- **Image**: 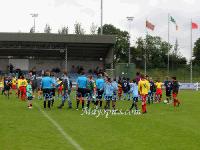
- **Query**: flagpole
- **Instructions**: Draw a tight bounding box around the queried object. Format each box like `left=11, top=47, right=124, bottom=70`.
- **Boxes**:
left=167, top=13, right=170, bottom=76
left=145, top=19, right=148, bottom=76
left=190, top=19, right=193, bottom=83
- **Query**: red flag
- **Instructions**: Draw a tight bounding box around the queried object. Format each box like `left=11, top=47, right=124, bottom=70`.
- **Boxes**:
left=192, top=22, right=198, bottom=29
left=146, top=20, right=155, bottom=31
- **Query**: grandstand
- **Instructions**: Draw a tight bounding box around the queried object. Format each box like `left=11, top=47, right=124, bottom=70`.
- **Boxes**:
left=0, top=33, right=116, bottom=74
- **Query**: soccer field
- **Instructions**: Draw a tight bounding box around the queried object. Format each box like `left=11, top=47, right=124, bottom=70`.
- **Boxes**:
left=0, top=90, right=200, bottom=150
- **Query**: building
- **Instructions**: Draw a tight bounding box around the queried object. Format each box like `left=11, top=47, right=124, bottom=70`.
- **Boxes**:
left=0, top=33, right=115, bottom=73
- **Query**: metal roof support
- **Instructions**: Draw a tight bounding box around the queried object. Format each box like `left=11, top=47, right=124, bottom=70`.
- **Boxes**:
left=65, top=48, right=68, bottom=72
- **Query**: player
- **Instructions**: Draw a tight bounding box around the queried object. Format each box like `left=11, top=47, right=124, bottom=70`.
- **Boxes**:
left=12, top=76, right=17, bottom=90
left=104, top=78, right=114, bottom=110
left=129, top=79, right=139, bottom=114
left=164, top=77, right=172, bottom=104
left=172, top=77, right=181, bottom=107
left=111, top=78, right=118, bottom=110
left=76, top=71, right=88, bottom=110
left=18, top=75, right=28, bottom=101
left=0, top=76, right=4, bottom=92
left=122, top=77, right=130, bottom=100
left=57, top=78, right=63, bottom=99
left=41, top=71, right=54, bottom=109
left=26, top=80, right=33, bottom=108
left=86, top=75, right=96, bottom=109
left=2, top=76, right=12, bottom=98
left=50, top=72, right=57, bottom=106
left=138, top=74, right=150, bottom=114
left=118, top=80, right=123, bottom=100
left=148, top=77, right=155, bottom=104
left=155, top=79, right=163, bottom=103
left=95, top=74, right=105, bottom=109
left=57, top=71, right=72, bottom=109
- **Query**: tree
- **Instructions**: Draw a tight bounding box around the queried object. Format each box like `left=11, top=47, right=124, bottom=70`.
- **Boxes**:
left=74, top=22, right=85, bottom=35
left=58, top=26, right=69, bottom=35
left=30, top=27, right=34, bottom=33
left=193, top=38, right=200, bottom=65
left=133, top=35, right=186, bottom=69
left=98, top=24, right=129, bottom=64
left=44, top=24, right=51, bottom=33
left=90, top=22, right=97, bottom=35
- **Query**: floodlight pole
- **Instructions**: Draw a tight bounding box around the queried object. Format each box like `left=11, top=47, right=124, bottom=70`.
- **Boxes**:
left=30, top=13, right=38, bottom=33
left=127, top=16, right=134, bottom=64
left=100, top=0, right=103, bottom=35
left=65, top=48, right=68, bottom=71
left=190, top=19, right=193, bottom=83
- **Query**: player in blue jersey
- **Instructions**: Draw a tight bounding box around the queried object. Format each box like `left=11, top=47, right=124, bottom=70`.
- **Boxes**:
left=95, top=74, right=105, bottom=109
left=76, top=71, right=88, bottom=110
left=104, top=78, right=114, bottom=110
left=129, top=79, right=139, bottom=113
left=111, top=78, right=118, bottom=110
left=41, top=71, right=55, bottom=109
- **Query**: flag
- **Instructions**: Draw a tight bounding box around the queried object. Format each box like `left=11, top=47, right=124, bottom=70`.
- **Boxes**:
left=170, top=15, right=179, bottom=30
left=192, top=22, right=198, bottom=29
left=146, top=20, right=155, bottom=31
left=170, top=16, right=176, bottom=24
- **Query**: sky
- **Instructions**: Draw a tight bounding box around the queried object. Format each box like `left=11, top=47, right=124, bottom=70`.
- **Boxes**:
left=0, top=0, right=200, bottom=61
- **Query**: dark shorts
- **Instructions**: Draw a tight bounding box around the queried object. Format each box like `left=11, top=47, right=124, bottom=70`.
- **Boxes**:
left=51, top=88, right=56, bottom=96
left=77, top=88, right=87, bottom=98
left=105, top=96, right=112, bottom=101
left=166, top=90, right=171, bottom=97
left=42, top=89, right=53, bottom=100
left=172, top=92, right=178, bottom=98
left=133, top=97, right=138, bottom=102
left=97, top=89, right=104, bottom=99
left=27, top=96, right=33, bottom=100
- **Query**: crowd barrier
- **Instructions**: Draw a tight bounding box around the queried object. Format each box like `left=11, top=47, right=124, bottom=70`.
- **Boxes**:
left=179, top=83, right=199, bottom=91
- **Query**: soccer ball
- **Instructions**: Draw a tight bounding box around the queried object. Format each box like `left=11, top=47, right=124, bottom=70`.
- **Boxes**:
left=163, top=100, right=168, bottom=104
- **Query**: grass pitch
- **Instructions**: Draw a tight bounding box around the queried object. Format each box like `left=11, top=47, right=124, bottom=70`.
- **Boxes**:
left=0, top=90, right=200, bottom=150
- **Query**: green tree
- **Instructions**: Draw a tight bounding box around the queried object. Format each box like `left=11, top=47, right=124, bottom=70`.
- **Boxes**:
left=30, top=27, right=34, bottom=33
left=74, top=22, right=85, bottom=35
left=193, top=38, right=200, bottom=65
left=134, top=35, right=171, bottom=69
left=58, top=26, right=69, bottom=35
left=90, top=22, right=97, bottom=35
left=133, top=35, right=186, bottom=69
left=98, top=24, right=129, bottom=64
left=44, top=24, right=51, bottom=33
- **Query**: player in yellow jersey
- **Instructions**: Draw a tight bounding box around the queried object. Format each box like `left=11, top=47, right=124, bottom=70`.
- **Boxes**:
left=12, top=76, right=17, bottom=90
left=18, top=75, right=28, bottom=101
left=17, top=76, right=22, bottom=98
left=138, top=74, right=150, bottom=114
left=155, top=79, right=163, bottom=103
left=0, top=76, right=4, bottom=92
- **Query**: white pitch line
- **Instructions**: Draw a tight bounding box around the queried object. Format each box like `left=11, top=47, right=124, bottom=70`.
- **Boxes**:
left=35, top=104, right=84, bottom=150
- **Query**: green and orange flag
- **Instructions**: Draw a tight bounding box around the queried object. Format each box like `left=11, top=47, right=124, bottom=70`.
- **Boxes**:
left=170, top=15, right=179, bottom=31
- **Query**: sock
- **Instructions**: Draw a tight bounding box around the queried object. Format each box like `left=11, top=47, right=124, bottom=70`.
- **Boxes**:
left=52, top=99, right=54, bottom=106
left=48, top=101, right=51, bottom=108
left=100, top=101, right=102, bottom=107
left=130, top=103, right=134, bottom=110
left=87, top=101, right=90, bottom=108
left=96, top=100, right=99, bottom=106
left=82, top=100, right=85, bottom=109
left=44, top=101, right=46, bottom=108
left=76, top=100, right=80, bottom=109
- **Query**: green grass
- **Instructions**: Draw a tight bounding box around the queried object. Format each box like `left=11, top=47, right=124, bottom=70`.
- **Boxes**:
left=0, top=90, right=200, bottom=150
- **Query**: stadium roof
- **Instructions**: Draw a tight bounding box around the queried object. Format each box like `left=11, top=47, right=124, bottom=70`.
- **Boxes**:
left=0, top=33, right=116, bottom=60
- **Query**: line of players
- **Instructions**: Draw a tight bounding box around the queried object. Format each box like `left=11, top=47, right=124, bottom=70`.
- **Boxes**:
left=0, top=71, right=181, bottom=113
